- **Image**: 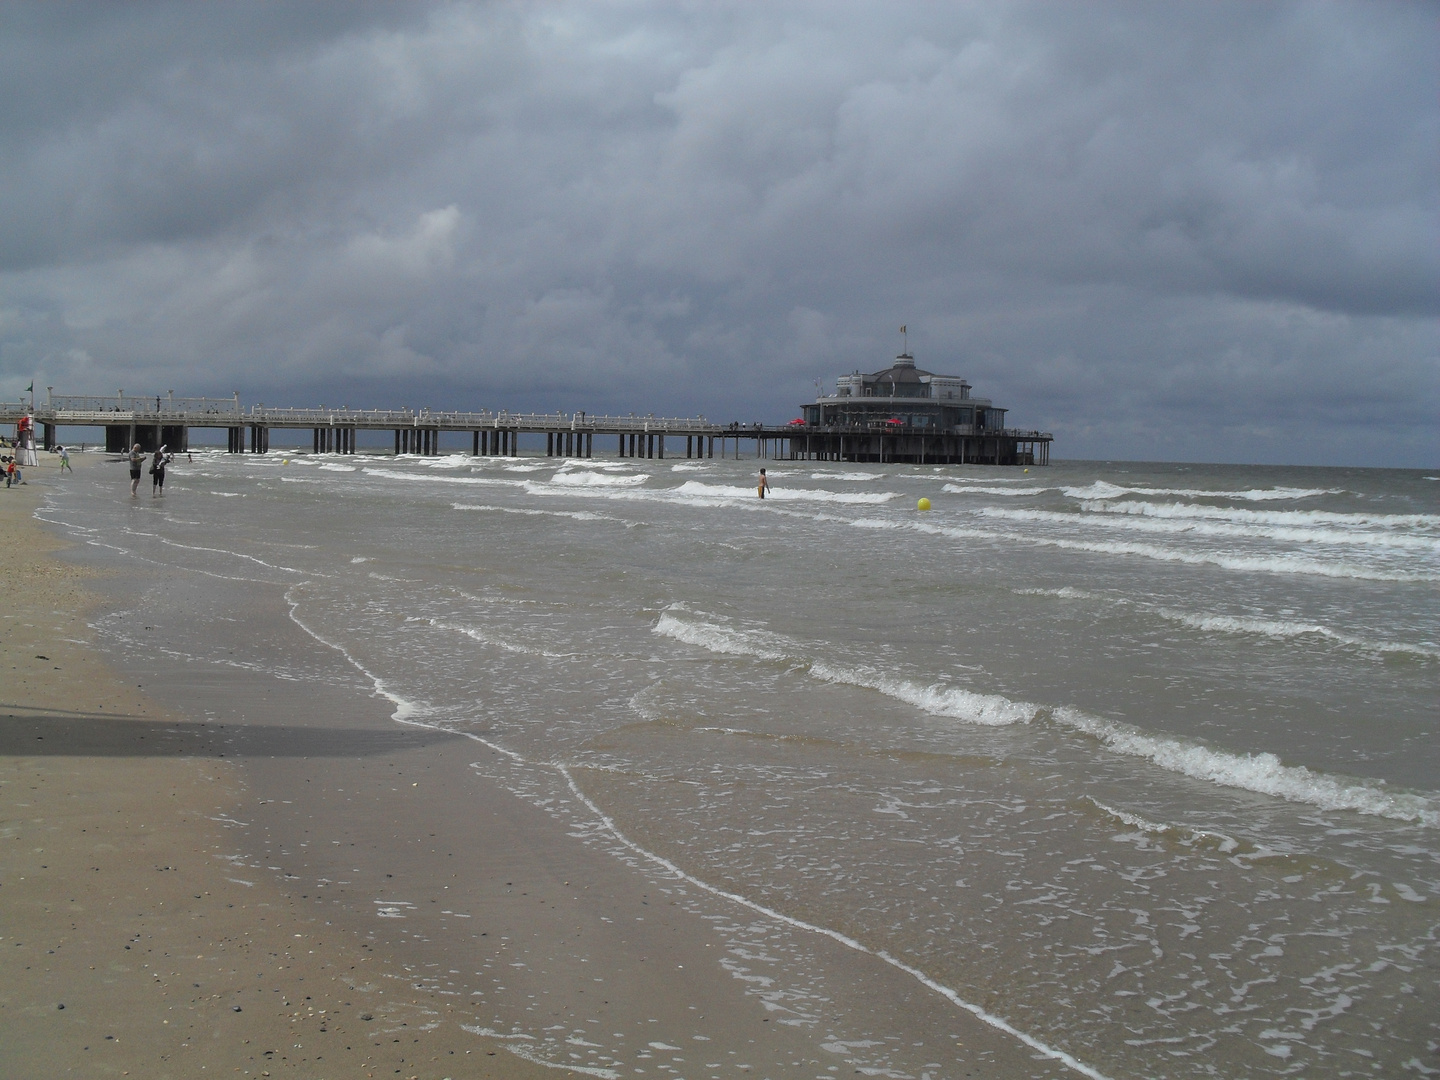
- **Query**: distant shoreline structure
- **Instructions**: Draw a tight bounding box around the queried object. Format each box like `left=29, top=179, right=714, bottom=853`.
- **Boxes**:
left=800, top=349, right=1049, bottom=465
left=2, top=381, right=1051, bottom=466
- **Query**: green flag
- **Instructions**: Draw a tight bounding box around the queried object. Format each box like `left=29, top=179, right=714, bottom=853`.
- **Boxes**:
left=25, top=381, right=32, bottom=393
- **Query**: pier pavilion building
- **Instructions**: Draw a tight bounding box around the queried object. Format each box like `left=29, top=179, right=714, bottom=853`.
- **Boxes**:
left=797, top=353, right=1049, bottom=465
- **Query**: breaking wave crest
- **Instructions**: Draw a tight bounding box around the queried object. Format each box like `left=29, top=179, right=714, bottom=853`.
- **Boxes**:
left=943, top=484, right=1050, bottom=496
left=1061, top=481, right=1340, bottom=502
left=655, top=610, right=1439, bottom=825
left=653, top=611, right=1036, bottom=726
left=1056, top=708, right=1438, bottom=827
left=989, top=505, right=1439, bottom=552
left=547, top=469, right=648, bottom=487
left=1154, top=609, right=1440, bottom=659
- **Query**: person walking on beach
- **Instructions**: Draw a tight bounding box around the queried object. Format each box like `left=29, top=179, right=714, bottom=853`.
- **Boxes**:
left=757, top=467, right=770, bottom=499
left=128, top=443, right=144, bottom=497
left=150, top=445, right=170, bottom=496
left=57, top=444, right=72, bottom=473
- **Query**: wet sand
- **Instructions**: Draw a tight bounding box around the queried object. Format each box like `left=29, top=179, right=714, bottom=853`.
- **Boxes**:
left=0, top=456, right=554, bottom=1078
left=4, top=452, right=1075, bottom=1079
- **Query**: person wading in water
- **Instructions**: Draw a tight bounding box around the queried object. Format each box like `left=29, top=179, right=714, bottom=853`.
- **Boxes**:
left=757, top=468, right=770, bottom=499
left=150, top=445, right=170, bottom=496
left=128, top=443, right=144, bottom=497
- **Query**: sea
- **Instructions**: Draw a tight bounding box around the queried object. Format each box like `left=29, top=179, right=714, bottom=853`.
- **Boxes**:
left=38, top=449, right=1439, bottom=1079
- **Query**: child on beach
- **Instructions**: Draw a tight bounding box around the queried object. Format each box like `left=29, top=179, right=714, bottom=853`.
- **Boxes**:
left=57, top=445, right=72, bottom=473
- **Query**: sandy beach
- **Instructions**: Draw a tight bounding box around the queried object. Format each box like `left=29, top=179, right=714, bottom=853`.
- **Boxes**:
left=0, top=455, right=558, bottom=1079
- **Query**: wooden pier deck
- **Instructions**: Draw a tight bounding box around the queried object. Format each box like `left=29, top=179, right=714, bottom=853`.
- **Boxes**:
left=2, top=393, right=1051, bottom=466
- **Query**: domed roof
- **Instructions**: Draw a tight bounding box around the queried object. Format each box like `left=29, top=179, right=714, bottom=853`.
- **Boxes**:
left=869, top=354, right=931, bottom=393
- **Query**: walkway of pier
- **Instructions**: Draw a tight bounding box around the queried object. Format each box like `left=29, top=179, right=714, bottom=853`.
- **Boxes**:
left=2, top=392, right=1050, bottom=466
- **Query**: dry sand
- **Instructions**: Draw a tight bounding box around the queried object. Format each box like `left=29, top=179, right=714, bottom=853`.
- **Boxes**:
left=0, top=456, right=553, bottom=1079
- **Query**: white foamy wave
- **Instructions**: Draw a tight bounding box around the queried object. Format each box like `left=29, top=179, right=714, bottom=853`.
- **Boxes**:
left=1154, top=609, right=1440, bottom=659
left=318, top=463, right=357, bottom=472
left=361, top=467, right=525, bottom=488
left=1083, top=500, right=1439, bottom=530
left=653, top=611, right=791, bottom=661
left=809, top=661, right=1038, bottom=725
left=547, top=469, right=648, bottom=487
left=991, top=505, right=1440, bottom=552
left=946, top=476, right=1035, bottom=483
left=1055, top=708, right=1439, bottom=826
left=942, top=484, right=1051, bottom=496
left=810, top=471, right=881, bottom=481
left=1014, top=586, right=1105, bottom=601
left=451, top=502, right=629, bottom=525
left=674, top=480, right=897, bottom=504
left=928, top=515, right=1435, bottom=582
left=427, top=618, right=574, bottom=660
left=654, top=612, right=1036, bottom=726
left=1085, top=798, right=1242, bottom=852
left=1085, top=798, right=1169, bottom=834
left=1061, top=481, right=1339, bottom=502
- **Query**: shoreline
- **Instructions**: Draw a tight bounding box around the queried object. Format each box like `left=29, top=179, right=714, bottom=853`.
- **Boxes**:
left=3, top=452, right=1081, bottom=1080
left=0, top=455, right=553, bottom=1078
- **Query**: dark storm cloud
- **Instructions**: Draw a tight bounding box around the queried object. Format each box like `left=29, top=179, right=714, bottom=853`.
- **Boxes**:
left=0, top=1, right=1434, bottom=464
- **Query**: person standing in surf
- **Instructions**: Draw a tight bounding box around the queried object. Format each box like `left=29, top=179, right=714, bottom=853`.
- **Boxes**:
left=757, top=468, right=770, bottom=499
left=128, top=443, right=144, bottom=497
left=150, top=445, right=170, bottom=496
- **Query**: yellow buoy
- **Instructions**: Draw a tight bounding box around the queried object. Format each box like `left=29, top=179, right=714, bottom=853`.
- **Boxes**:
left=282, top=458, right=290, bottom=464
left=917, top=497, right=931, bottom=512
left=1024, top=468, right=1029, bottom=473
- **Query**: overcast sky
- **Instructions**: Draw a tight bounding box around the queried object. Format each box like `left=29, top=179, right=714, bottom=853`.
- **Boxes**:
left=1, top=2, right=1435, bottom=465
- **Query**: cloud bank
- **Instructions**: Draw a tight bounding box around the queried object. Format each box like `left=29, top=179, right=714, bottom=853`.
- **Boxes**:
left=1, top=1, right=1435, bottom=464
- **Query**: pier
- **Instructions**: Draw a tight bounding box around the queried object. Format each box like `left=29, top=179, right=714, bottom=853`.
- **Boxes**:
left=2, top=391, right=1050, bottom=465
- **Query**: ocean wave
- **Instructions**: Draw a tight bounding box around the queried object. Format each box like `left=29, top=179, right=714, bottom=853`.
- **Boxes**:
left=654, top=611, right=1039, bottom=726
left=547, top=469, right=648, bottom=487
left=1014, top=586, right=1104, bottom=601
left=1061, top=481, right=1340, bottom=502
left=945, top=476, right=1035, bottom=483
left=1013, top=586, right=1436, bottom=657
left=656, top=609, right=1438, bottom=824
left=1084, top=798, right=1247, bottom=854
left=1055, top=708, right=1438, bottom=826
left=987, top=505, right=1440, bottom=552
left=362, top=466, right=525, bottom=487
left=451, top=502, right=632, bottom=525
left=1082, top=499, right=1440, bottom=531
left=1153, top=609, right=1440, bottom=659
left=673, top=480, right=897, bottom=505
left=942, top=484, right=1051, bottom=497
left=852, top=514, right=1435, bottom=582
left=810, top=471, right=882, bottom=481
